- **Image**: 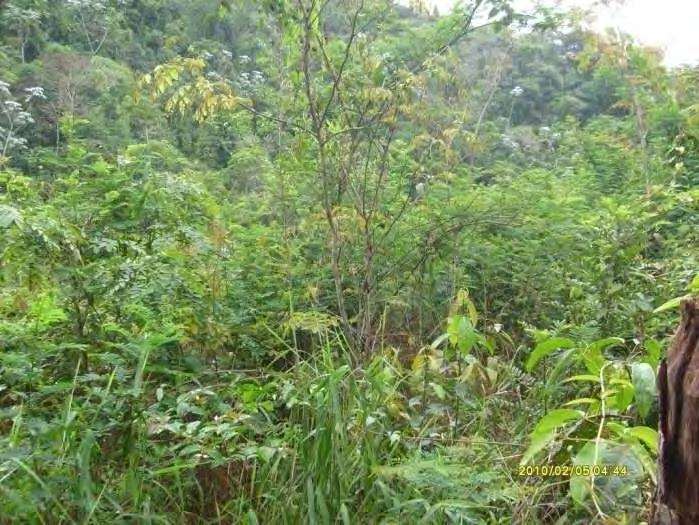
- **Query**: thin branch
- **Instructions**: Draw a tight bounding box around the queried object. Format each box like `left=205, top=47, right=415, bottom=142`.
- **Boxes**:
left=590, top=362, right=611, bottom=521
left=407, top=0, right=486, bottom=78
left=92, top=28, right=109, bottom=56
left=318, top=0, right=364, bottom=127
left=235, top=101, right=313, bottom=137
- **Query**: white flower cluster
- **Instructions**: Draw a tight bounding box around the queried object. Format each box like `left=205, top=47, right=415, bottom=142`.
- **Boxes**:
left=538, top=126, right=561, bottom=149
left=500, top=133, right=520, bottom=150
left=237, top=70, right=265, bottom=91
left=5, top=6, right=41, bottom=22
left=24, top=86, right=46, bottom=101
left=0, top=129, right=28, bottom=150
left=5, top=103, right=34, bottom=126
left=66, top=0, right=106, bottom=11
left=0, top=80, right=43, bottom=155
left=510, top=85, right=524, bottom=97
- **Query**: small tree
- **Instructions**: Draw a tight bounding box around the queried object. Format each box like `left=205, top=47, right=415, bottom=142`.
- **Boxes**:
left=142, top=0, right=517, bottom=352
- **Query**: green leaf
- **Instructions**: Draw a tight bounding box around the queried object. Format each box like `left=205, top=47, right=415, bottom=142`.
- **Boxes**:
left=631, top=363, right=656, bottom=420
left=520, top=428, right=557, bottom=466
left=562, top=398, right=599, bottom=407
left=643, top=339, right=662, bottom=369
left=587, top=337, right=625, bottom=353
left=653, top=296, right=686, bottom=314
left=613, top=380, right=635, bottom=412
left=0, top=204, right=22, bottom=228
left=627, top=426, right=658, bottom=453
left=689, top=275, right=699, bottom=294
left=605, top=421, right=627, bottom=435
left=525, top=337, right=576, bottom=372
left=339, top=504, right=351, bottom=525
left=430, top=382, right=446, bottom=400
left=257, top=446, right=276, bottom=462
left=546, top=348, right=576, bottom=388
left=534, top=409, right=584, bottom=434
left=447, top=315, right=476, bottom=356
left=430, top=332, right=449, bottom=349
left=627, top=438, right=656, bottom=484
left=570, top=440, right=645, bottom=505
left=569, top=441, right=596, bottom=505
left=580, top=337, right=623, bottom=375
left=563, top=374, right=600, bottom=383
left=246, top=510, right=259, bottom=525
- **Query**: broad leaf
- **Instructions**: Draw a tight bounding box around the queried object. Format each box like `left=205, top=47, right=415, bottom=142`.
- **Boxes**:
left=520, top=428, right=557, bottom=466
left=525, top=337, right=576, bottom=372
left=580, top=337, right=623, bottom=375
left=0, top=204, right=22, bottom=228
left=643, top=339, right=662, bottom=369
left=533, top=409, right=584, bottom=434
left=653, top=296, right=686, bottom=314
left=430, top=382, right=446, bottom=400
left=627, top=438, right=657, bottom=484
left=631, top=363, right=656, bottom=420
left=570, top=439, right=644, bottom=508
left=613, top=379, right=635, bottom=412
left=447, top=315, right=477, bottom=356
left=627, top=426, right=658, bottom=453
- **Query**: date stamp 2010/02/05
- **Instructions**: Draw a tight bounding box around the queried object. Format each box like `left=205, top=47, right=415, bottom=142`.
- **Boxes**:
left=517, top=464, right=628, bottom=477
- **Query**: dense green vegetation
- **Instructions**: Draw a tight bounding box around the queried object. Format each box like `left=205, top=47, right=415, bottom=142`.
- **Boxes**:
left=1, top=0, right=698, bottom=523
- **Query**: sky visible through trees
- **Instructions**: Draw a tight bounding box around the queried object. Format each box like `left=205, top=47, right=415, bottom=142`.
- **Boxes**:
left=417, top=0, right=699, bottom=67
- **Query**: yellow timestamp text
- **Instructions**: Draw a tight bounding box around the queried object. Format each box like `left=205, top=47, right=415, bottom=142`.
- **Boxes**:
left=517, top=464, right=628, bottom=477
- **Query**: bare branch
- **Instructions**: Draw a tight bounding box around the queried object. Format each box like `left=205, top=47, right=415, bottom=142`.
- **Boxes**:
left=318, top=0, right=365, bottom=127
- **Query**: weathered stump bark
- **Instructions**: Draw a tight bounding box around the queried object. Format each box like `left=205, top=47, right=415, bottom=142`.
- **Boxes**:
left=653, top=299, right=699, bottom=525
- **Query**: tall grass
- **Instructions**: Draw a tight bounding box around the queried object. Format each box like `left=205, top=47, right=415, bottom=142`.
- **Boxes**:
left=1, top=327, right=530, bottom=524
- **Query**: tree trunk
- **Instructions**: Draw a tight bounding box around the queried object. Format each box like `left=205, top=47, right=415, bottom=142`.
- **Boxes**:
left=654, top=299, right=699, bottom=524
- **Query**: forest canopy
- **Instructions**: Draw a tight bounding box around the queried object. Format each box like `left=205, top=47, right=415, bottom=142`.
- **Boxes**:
left=1, top=0, right=698, bottom=523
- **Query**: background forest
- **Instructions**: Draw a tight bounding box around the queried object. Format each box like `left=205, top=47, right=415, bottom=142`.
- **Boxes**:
left=1, top=0, right=698, bottom=523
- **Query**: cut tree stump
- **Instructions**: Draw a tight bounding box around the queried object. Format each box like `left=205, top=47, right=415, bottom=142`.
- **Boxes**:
left=653, top=299, right=699, bottom=525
